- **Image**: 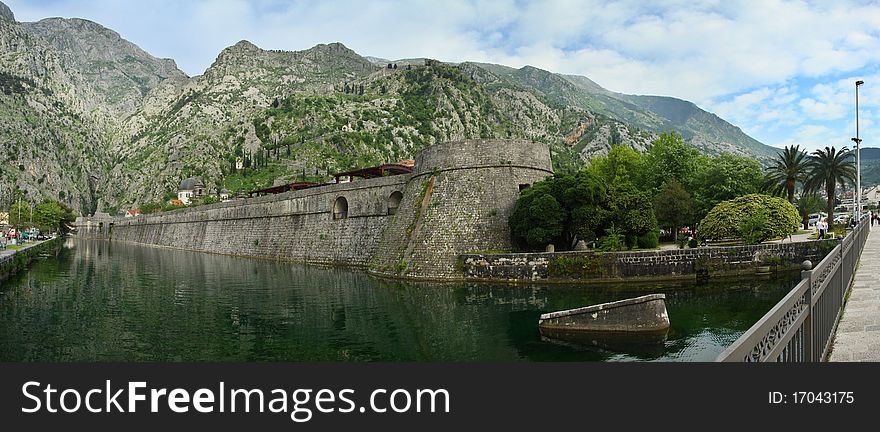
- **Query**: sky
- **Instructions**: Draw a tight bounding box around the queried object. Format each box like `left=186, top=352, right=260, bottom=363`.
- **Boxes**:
left=6, top=0, right=880, bottom=152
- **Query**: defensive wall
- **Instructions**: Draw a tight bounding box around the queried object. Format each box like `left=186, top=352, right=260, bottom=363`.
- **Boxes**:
left=80, top=139, right=554, bottom=279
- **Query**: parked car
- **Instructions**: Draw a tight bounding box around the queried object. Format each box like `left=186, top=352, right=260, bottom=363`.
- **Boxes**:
left=808, top=212, right=827, bottom=228
left=833, top=214, right=851, bottom=225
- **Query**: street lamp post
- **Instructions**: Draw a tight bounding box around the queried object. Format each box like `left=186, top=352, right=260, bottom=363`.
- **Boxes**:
left=854, top=80, right=864, bottom=222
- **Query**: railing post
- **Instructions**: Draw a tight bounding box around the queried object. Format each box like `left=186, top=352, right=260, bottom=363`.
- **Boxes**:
left=802, top=268, right=814, bottom=362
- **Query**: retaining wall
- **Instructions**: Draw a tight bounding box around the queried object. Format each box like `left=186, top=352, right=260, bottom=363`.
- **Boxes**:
left=0, top=237, right=63, bottom=283
left=460, top=239, right=839, bottom=282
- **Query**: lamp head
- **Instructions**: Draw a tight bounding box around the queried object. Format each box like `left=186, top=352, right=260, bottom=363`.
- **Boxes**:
left=856, top=80, right=865, bottom=86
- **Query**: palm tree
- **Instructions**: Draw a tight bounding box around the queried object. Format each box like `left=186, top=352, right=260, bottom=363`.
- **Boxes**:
left=765, top=145, right=809, bottom=203
left=803, top=146, right=856, bottom=224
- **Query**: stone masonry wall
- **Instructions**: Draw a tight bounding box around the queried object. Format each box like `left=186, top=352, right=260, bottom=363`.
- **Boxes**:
left=108, top=174, right=410, bottom=266
left=370, top=139, right=553, bottom=279
left=83, top=139, right=555, bottom=279
left=461, top=239, right=840, bottom=282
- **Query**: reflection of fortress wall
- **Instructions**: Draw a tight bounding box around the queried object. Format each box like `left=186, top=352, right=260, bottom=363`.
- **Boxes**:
left=85, top=139, right=553, bottom=279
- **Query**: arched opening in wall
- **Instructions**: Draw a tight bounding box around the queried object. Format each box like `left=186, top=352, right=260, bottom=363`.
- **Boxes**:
left=98, top=222, right=104, bottom=235
left=387, top=191, right=403, bottom=215
left=333, top=196, right=349, bottom=220
left=108, top=222, right=114, bottom=239
left=519, top=184, right=531, bottom=192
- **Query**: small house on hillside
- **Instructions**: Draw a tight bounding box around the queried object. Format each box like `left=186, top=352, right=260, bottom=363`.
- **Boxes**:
left=125, top=209, right=141, bottom=218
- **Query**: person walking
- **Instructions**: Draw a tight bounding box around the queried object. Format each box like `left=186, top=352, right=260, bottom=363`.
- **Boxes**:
left=818, top=218, right=827, bottom=240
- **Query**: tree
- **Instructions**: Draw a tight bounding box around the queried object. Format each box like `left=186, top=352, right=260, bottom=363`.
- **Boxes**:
left=604, top=180, right=658, bottom=247
left=643, top=131, right=701, bottom=192
left=654, top=179, right=694, bottom=243
left=33, top=201, right=67, bottom=232
left=803, top=146, right=856, bottom=224
left=698, top=194, right=800, bottom=242
left=765, top=144, right=809, bottom=203
left=795, top=193, right=825, bottom=230
left=587, top=144, right=646, bottom=188
left=7, top=200, right=32, bottom=227
left=692, top=153, right=763, bottom=221
left=509, top=172, right=607, bottom=251
left=509, top=183, right=566, bottom=250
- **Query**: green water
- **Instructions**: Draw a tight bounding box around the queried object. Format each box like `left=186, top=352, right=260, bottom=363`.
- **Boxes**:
left=0, top=239, right=800, bottom=362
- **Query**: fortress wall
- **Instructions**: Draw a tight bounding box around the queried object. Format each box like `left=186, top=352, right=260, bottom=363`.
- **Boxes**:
left=107, top=174, right=410, bottom=267
left=80, top=139, right=554, bottom=279
left=370, top=139, right=553, bottom=279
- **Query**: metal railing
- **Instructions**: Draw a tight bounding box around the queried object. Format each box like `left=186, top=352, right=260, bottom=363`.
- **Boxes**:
left=716, top=217, right=870, bottom=362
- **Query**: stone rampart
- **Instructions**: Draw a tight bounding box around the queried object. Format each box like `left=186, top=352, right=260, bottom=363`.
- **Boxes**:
left=83, top=139, right=554, bottom=278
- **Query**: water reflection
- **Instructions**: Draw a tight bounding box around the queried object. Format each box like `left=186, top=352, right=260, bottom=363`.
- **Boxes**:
left=0, top=239, right=800, bottom=362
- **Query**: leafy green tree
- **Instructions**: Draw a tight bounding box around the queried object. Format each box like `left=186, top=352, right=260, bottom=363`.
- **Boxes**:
left=644, top=132, right=702, bottom=192
left=803, top=146, right=856, bottom=223
left=587, top=144, right=646, bottom=188
left=556, top=171, right=609, bottom=245
left=654, top=178, right=694, bottom=243
left=604, top=180, right=658, bottom=247
left=509, top=183, right=566, bottom=250
left=765, top=144, right=809, bottom=203
left=33, top=201, right=68, bottom=232
left=7, top=201, right=32, bottom=227
left=692, top=153, right=763, bottom=221
left=698, top=194, right=800, bottom=242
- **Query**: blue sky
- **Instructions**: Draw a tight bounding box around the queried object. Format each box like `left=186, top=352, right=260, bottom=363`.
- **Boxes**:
left=6, top=0, right=880, bottom=152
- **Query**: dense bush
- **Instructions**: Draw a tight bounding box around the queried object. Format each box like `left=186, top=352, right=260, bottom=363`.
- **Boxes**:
left=698, top=194, right=800, bottom=242
left=637, top=229, right=660, bottom=249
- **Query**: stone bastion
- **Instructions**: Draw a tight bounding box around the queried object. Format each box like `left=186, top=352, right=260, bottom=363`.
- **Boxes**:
left=77, top=139, right=554, bottom=279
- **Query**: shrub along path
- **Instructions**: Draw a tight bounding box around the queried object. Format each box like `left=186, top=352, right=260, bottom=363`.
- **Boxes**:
left=829, top=225, right=880, bottom=361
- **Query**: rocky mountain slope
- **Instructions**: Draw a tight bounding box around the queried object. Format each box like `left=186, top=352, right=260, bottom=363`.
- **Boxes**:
left=0, top=1, right=781, bottom=213
left=23, top=17, right=186, bottom=122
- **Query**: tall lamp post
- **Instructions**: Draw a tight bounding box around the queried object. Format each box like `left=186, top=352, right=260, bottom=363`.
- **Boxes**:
left=853, top=80, right=864, bottom=222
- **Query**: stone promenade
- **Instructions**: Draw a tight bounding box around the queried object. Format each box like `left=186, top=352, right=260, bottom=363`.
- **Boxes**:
left=830, top=224, right=880, bottom=361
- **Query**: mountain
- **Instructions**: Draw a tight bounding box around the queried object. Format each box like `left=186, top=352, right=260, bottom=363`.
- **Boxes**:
left=0, top=6, right=111, bottom=213
left=23, top=17, right=187, bottom=121
left=0, top=1, right=781, bottom=213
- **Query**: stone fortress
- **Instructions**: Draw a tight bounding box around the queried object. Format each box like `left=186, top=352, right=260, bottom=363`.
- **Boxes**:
left=76, top=139, right=554, bottom=279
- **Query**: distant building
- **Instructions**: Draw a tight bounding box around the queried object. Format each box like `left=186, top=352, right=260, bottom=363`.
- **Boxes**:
left=178, top=177, right=205, bottom=204
left=864, top=186, right=880, bottom=206
left=235, top=157, right=244, bottom=170
left=219, top=189, right=232, bottom=201
left=168, top=199, right=185, bottom=207
left=125, top=209, right=141, bottom=218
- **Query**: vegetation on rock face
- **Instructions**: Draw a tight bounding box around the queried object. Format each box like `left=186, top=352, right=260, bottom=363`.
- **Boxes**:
left=698, top=194, right=800, bottom=243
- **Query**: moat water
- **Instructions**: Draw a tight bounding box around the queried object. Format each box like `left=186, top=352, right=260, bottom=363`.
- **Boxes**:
left=0, top=238, right=800, bottom=362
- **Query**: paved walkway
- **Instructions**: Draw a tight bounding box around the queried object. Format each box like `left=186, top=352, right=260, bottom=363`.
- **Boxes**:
left=830, top=225, right=880, bottom=361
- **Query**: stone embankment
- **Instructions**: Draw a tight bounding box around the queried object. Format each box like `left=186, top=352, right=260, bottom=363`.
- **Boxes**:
left=460, top=239, right=839, bottom=282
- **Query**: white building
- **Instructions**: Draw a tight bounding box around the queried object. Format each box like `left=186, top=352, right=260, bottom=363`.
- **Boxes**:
left=178, top=177, right=205, bottom=205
